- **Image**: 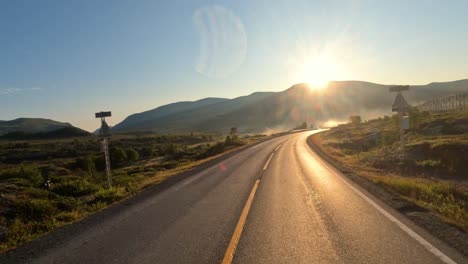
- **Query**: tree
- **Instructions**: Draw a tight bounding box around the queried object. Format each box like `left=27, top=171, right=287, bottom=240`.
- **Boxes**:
left=294, top=122, right=308, bottom=130
left=225, top=136, right=232, bottom=146
left=349, top=115, right=362, bottom=124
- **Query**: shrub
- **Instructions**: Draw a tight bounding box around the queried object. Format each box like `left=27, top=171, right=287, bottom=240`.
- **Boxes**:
left=6, top=219, right=34, bottom=247
left=15, top=199, right=57, bottom=221
left=93, top=156, right=106, bottom=171
left=74, top=156, right=96, bottom=173
left=380, top=130, right=399, bottom=146
left=93, top=187, right=127, bottom=204
left=0, top=167, right=43, bottom=187
left=51, top=180, right=99, bottom=197
left=55, top=197, right=82, bottom=211
left=110, top=146, right=127, bottom=165
left=23, top=188, right=50, bottom=199
left=55, top=211, right=81, bottom=222
left=225, top=136, right=232, bottom=145
left=164, top=144, right=185, bottom=160
left=88, top=201, right=107, bottom=212
left=126, top=148, right=140, bottom=162
left=139, top=146, right=153, bottom=158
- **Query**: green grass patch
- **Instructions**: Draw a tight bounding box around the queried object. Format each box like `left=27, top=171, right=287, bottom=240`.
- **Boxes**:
left=374, top=176, right=467, bottom=230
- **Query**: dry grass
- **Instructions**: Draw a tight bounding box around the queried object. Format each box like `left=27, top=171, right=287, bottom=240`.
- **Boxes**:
left=0, top=135, right=266, bottom=253
left=312, top=113, right=468, bottom=231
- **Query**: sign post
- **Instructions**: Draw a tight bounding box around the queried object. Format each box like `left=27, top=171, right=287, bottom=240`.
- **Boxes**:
left=95, top=111, right=112, bottom=188
left=390, top=86, right=410, bottom=154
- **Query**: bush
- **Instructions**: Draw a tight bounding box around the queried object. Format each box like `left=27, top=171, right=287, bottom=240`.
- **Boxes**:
left=164, top=144, right=184, bottom=160
left=380, top=130, right=399, bottom=146
left=55, top=197, right=82, bottom=211
left=93, top=156, right=106, bottom=171
left=126, top=148, right=140, bottom=162
left=55, top=211, right=80, bottom=222
left=6, top=219, right=34, bottom=247
left=23, top=188, right=50, bottom=199
left=15, top=199, right=57, bottom=221
left=225, top=136, right=232, bottom=145
left=93, top=187, right=127, bottom=204
left=74, top=156, right=96, bottom=173
left=139, top=146, right=153, bottom=158
left=0, top=167, right=43, bottom=187
left=110, top=146, right=127, bottom=165
left=198, top=142, right=225, bottom=158
left=51, top=180, right=99, bottom=197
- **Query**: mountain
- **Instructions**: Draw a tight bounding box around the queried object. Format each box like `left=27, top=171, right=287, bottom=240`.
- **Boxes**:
left=0, top=126, right=90, bottom=140
left=113, top=79, right=468, bottom=133
left=112, top=93, right=275, bottom=132
left=112, top=98, right=228, bottom=132
left=0, top=118, right=91, bottom=139
left=0, top=118, right=76, bottom=135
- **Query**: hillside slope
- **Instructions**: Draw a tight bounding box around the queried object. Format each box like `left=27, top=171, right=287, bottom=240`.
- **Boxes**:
left=113, top=79, right=468, bottom=133
left=0, top=118, right=75, bottom=135
left=113, top=92, right=275, bottom=133
left=112, top=97, right=228, bottom=132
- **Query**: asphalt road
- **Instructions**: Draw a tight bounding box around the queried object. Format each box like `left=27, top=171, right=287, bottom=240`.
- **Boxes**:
left=2, top=131, right=465, bottom=264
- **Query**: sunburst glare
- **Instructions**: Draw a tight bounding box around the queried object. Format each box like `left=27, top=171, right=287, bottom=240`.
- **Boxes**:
left=298, top=54, right=339, bottom=90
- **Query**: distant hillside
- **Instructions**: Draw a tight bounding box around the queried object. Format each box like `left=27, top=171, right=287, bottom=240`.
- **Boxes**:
left=113, top=79, right=468, bottom=133
left=0, top=126, right=91, bottom=140
left=112, top=97, right=228, bottom=132
left=0, top=118, right=90, bottom=140
left=0, top=118, right=75, bottom=135
left=112, top=93, right=274, bottom=132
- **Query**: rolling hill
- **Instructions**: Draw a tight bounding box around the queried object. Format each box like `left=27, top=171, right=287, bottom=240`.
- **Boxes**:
left=112, top=93, right=275, bottom=133
left=112, top=79, right=468, bottom=134
left=0, top=118, right=90, bottom=139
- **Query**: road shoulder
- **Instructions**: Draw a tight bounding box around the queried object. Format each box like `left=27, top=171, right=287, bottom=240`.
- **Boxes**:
left=307, top=133, right=468, bottom=261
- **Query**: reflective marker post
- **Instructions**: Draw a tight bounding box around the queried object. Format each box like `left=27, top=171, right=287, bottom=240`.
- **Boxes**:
left=95, top=111, right=112, bottom=188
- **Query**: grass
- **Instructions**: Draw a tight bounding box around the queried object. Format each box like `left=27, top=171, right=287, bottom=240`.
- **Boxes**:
left=371, top=176, right=467, bottom=229
left=0, top=133, right=268, bottom=253
left=314, top=110, right=468, bottom=231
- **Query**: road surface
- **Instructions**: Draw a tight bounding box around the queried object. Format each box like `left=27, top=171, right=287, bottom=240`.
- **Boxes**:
left=2, top=131, right=465, bottom=264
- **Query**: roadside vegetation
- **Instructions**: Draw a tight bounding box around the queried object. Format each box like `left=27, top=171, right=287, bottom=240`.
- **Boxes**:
left=0, top=133, right=267, bottom=252
left=313, top=110, right=468, bottom=231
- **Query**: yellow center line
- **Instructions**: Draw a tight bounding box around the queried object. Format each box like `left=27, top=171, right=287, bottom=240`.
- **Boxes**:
left=221, top=180, right=261, bottom=264
left=274, top=144, right=282, bottom=152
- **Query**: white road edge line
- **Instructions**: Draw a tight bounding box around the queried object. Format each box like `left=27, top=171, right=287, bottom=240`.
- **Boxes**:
left=314, top=151, right=458, bottom=264
left=263, top=153, right=274, bottom=171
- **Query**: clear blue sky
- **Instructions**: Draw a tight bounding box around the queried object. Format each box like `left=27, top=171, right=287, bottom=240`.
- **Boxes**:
left=1, top=0, right=468, bottom=131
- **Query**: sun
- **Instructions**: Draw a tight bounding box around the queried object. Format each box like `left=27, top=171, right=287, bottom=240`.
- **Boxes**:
left=297, top=54, right=338, bottom=90
left=306, top=77, right=329, bottom=90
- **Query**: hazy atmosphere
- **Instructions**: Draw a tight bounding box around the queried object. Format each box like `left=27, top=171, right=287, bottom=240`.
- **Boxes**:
left=2, top=0, right=468, bottom=130
left=1, top=1, right=468, bottom=262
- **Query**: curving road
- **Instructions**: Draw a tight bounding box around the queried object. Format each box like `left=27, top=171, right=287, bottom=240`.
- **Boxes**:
left=2, top=131, right=465, bottom=264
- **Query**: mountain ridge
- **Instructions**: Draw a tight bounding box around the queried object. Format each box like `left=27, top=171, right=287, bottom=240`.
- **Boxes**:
left=4, top=79, right=468, bottom=135
left=0, top=118, right=92, bottom=140
left=112, top=79, right=468, bottom=133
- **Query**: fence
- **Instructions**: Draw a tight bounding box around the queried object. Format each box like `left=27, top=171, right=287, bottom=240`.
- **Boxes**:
left=415, top=92, right=468, bottom=112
